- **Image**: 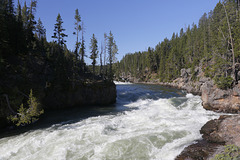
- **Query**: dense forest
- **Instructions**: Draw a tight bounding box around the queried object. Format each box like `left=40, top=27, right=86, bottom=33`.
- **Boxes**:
left=0, top=0, right=118, bottom=126
left=115, top=0, right=240, bottom=86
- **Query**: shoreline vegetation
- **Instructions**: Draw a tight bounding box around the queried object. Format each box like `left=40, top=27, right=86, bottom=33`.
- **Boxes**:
left=0, top=1, right=117, bottom=129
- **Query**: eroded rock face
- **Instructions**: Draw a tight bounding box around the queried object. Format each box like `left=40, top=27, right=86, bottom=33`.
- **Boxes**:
left=206, top=115, right=240, bottom=146
left=176, top=115, right=240, bottom=160
left=201, top=82, right=240, bottom=113
left=173, top=68, right=240, bottom=114
left=169, top=68, right=210, bottom=95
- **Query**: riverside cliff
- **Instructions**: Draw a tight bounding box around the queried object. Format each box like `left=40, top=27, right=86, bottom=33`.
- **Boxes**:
left=42, top=81, right=116, bottom=109
left=0, top=81, right=116, bottom=129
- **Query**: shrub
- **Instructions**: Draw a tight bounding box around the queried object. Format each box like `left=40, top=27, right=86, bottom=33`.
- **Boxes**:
left=8, top=89, right=44, bottom=126
left=214, top=75, right=233, bottom=90
left=204, top=66, right=214, bottom=78
left=213, top=145, right=240, bottom=160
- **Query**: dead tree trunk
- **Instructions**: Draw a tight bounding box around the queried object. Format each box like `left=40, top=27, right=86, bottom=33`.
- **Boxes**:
left=3, top=94, right=16, bottom=114
left=222, top=1, right=237, bottom=84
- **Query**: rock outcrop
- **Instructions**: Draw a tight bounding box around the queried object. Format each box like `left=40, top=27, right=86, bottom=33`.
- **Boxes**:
left=201, top=81, right=240, bottom=113
left=119, top=63, right=240, bottom=114
left=176, top=115, right=240, bottom=160
left=161, top=67, right=240, bottom=114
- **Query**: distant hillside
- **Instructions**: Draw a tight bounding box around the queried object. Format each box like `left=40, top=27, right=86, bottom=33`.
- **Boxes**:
left=115, top=0, right=240, bottom=85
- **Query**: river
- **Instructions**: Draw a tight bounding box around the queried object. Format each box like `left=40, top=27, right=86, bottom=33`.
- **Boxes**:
left=0, top=83, right=221, bottom=160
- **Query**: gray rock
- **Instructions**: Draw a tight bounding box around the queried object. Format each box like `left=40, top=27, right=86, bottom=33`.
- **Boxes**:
left=201, top=81, right=240, bottom=113
left=176, top=115, right=240, bottom=160
left=181, top=69, right=188, bottom=78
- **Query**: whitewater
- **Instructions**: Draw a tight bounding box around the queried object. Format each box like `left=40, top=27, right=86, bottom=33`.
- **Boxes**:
left=0, top=83, right=221, bottom=160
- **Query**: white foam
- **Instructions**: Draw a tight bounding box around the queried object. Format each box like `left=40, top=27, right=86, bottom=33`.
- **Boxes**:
left=0, top=95, right=221, bottom=160
left=186, top=93, right=194, bottom=98
left=114, top=81, right=132, bottom=85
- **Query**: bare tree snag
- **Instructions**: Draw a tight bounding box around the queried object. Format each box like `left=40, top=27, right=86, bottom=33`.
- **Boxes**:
left=222, top=1, right=237, bottom=84
left=3, top=94, right=16, bottom=114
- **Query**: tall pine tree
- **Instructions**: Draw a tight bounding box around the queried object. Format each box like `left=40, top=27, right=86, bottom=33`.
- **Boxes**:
left=90, top=34, right=98, bottom=75
left=52, top=13, right=68, bottom=47
left=107, top=31, right=118, bottom=80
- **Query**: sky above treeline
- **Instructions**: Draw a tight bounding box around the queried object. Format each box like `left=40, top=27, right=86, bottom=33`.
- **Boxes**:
left=15, top=0, right=219, bottom=64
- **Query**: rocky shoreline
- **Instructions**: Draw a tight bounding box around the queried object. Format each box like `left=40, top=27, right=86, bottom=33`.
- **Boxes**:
left=175, top=115, right=240, bottom=160
left=120, top=67, right=240, bottom=159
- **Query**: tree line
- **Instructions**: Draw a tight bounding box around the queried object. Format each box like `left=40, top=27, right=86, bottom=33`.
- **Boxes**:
left=0, top=0, right=118, bottom=126
left=115, top=0, right=240, bottom=86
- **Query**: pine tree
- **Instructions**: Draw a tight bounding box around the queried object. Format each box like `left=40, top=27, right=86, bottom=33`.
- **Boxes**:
left=52, top=13, right=68, bottom=46
left=36, top=18, right=46, bottom=39
left=28, top=0, right=37, bottom=31
left=25, top=0, right=37, bottom=49
left=90, top=34, right=98, bottom=75
left=21, top=1, right=28, bottom=28
left=100, top=43, right=103, bottom=75
left=107, top=31, right=118, bottom=80
left=16, top=0, right=22, bottom=22
left=79, top=21, right=85, bottom=69
left=73, top=9, right=81, bottom=60
left=104, top=33, right=108, bottom=75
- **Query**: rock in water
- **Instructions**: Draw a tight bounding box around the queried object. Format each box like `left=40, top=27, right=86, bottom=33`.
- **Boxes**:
left=176, top=115, right=240, bottom=160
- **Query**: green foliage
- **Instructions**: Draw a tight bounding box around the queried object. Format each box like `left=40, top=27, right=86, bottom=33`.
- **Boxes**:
left=214, top=75, right=234, bottom=90
left=204, top=66, right=214, bottom=78
left=115, top=1, right=240, bottom=83
left=1, top=0, right=117, bottom=129
left=8, top=89, right=44, bottom=126
left=213, top=145, right=240, bottom=160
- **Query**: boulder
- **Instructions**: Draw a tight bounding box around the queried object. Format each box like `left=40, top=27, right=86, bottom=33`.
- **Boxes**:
left=175, top=140, right=222, bottom=160
left=201, top=82, right=240, bottom=113
left=176, top=115, right=240, bottom=160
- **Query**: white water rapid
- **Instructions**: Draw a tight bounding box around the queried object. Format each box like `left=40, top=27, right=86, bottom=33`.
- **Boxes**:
left=0, top=83, right=221, bottom=160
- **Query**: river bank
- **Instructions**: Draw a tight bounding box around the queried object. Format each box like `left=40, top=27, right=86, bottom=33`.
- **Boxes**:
left=119, top=67, right=240, bottom=159
left=0, top=81, right=116, bottom=130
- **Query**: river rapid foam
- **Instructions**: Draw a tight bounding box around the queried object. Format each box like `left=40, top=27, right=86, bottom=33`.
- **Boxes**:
left=0, top=83, right=221, bottom=160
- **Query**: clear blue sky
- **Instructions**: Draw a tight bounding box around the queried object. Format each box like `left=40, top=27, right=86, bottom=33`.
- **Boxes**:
left=15, top=0, right=219, bottom=64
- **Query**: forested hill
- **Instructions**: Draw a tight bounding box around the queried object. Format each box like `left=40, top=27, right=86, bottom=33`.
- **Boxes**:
left=115, top=0, right=240, bottom=84
left=0, top=0, right=117, bottom=127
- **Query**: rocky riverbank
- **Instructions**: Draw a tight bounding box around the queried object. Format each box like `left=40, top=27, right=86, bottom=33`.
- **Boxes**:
left=154, top=69, right=240, bottom=159
left=156, top=70, right=240, bottom=159
left=118, top=66, right=240, bottom=159
left=128, top=67, right=240, bottom=114
left=176, top=115, right=240, bottom=160
left=161, top=69, right=240, bottom=159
